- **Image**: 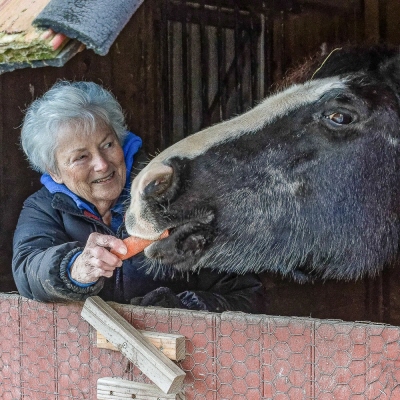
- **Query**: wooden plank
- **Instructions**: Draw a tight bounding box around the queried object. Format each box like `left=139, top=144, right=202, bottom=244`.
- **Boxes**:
left=96, top=330, right=186, bottom=362
left=0, top=0, right=51, bottom=32
left=97, top=377, right=185, bottom=400
left=81, top=296, right=185, bottom=394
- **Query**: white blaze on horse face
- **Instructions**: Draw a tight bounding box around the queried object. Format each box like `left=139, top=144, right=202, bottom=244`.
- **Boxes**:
left=126, top=77, right=346, bottom=237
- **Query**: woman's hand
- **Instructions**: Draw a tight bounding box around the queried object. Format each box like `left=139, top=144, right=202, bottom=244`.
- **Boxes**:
left=70, top=232, right=127, bottom=284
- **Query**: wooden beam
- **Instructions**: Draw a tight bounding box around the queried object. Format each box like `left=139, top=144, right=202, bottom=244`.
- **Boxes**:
left=97, top=377, right=185, bottom=400
left=81, top=297, right=185, bottom=394
left=96, top=330, right=186, bottom=362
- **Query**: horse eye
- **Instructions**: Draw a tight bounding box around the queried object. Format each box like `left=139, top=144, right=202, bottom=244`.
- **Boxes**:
left=325, top=112, right=353, bottom=125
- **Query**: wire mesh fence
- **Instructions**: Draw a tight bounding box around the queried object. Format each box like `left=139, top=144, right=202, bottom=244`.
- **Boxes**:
left=0, top=292, right=400, bottom=399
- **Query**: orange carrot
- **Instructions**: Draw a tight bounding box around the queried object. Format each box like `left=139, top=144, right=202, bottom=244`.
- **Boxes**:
left=111, top=230, right=169, bottom=260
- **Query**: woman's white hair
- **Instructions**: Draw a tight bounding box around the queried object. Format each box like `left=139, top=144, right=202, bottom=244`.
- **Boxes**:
left=21, top=80, right=128, bottom=174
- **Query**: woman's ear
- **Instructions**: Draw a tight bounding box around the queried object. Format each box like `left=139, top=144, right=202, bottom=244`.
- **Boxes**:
left=49, top=170, right=63, bottom=184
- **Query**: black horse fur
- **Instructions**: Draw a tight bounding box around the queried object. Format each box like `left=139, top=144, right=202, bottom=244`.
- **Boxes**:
left=125, top=45, right=400, bottom=283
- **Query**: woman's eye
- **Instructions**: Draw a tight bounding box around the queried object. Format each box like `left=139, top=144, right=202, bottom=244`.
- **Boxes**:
left=325, top=112, right=353, bottom=125
left=74, top=154, right=87, bottom=162
left=104, top=141, right=113, bottom=149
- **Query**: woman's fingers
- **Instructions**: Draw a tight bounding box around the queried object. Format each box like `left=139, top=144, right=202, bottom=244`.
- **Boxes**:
left=70, top=233, right=127, bottom=283
left=87, top=232, right=127, bottom=256
left=89, top=246, right=122, bottom=268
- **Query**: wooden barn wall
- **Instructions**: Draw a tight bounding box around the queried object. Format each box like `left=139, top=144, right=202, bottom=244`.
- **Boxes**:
left=1, top=0, right=400, bottom=324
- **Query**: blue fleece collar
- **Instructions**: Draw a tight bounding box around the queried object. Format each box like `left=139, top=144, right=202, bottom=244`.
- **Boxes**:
left=41, top=131, right=142, bottom=215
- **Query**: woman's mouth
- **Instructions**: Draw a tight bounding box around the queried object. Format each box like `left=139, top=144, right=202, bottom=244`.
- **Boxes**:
left=93, top=172, right=115, bottom=184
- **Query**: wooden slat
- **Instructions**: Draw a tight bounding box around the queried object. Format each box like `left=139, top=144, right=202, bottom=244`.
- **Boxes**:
left=96, top=330, right=186, bottom=362
left=97, top=377, right=185, bottom=400
left=81, top=296, right=186, bottom=395
left=0, top=0, right=51, bottom=33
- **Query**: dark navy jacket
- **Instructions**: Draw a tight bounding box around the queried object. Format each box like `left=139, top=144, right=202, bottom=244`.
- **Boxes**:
left=12, top=133, right=266, bottom=313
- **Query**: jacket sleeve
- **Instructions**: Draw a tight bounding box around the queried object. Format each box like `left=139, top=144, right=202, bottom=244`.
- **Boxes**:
left=176, top=272, right=266, bottom=313
left=12, top=194, right=104, bottom=302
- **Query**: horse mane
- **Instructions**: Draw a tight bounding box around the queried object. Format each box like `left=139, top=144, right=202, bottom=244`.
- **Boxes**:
left=273, top=42, right=400, bottom=91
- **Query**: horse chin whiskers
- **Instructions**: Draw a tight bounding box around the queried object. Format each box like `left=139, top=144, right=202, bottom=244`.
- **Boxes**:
left=141, top=257, right=175, bottom=279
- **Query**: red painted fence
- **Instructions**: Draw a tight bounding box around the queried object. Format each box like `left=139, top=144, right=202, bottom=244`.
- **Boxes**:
left=0, top=293, right=400, bottom=399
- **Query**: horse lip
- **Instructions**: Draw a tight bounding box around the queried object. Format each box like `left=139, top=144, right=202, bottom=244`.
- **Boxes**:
left=128, top=224, right=173, bottom=240
left=144, top=219, right=215, bottom=264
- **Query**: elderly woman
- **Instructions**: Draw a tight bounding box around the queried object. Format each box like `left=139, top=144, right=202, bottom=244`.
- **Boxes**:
left=12, top=80, right=265, bottom=312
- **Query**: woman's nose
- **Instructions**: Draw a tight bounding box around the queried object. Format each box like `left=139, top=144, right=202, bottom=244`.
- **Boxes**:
left=93, top=154, right=109, bottom=171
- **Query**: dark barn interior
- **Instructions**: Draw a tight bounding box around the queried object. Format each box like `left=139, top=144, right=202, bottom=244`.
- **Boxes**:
left=1, top=0, right=400, bottom=324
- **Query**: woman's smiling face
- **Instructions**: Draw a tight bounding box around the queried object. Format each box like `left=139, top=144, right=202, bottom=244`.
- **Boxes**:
left=50, top=122, right=126, bottom=216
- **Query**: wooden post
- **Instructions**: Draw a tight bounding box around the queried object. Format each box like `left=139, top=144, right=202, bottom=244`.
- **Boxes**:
left=96, top=330, right=186, bottom=361
left=97, top=377, right=185, bottom=399
left=81, top=296, right=186, bottom=394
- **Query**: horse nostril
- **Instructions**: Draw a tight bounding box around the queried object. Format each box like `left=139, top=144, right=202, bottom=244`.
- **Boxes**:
left=144, top=176, right=171, bottom=198
left=181, top=234, right=207, bottom=256
left=140, top=164, right=174, bottom=199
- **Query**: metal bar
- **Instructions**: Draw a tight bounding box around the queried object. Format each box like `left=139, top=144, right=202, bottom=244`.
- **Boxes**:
left=258, top=13, right=265, bottom=99
left=216, top=4, right=226, bottom=121
left=168, top=17, right=175, bottom=146
left=274, top=10, right=285, bottom=84
left=249, top=13, right=258, bottom=106
left=160, top=0, right=172, bottom=149
left=264, top=8, right=273, bottom=95
left=199, top=0, right=209, bottom=129
left=186, top=13, right=193, bottom=136
left=233, top=1, right=242, bottom=114
left=180, top=0, right=191, bottom=137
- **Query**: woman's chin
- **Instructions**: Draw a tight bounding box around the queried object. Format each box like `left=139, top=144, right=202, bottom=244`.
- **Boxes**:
left=92, top=183, right=124, bottom=203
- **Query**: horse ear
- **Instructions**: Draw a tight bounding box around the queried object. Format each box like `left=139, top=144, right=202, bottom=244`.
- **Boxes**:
left=380, top=53, right=400, bottom=93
